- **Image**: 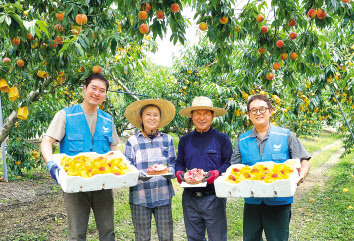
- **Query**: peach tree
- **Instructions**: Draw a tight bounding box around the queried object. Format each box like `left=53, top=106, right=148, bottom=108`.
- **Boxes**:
left=0, top=0, right=353, bottom=178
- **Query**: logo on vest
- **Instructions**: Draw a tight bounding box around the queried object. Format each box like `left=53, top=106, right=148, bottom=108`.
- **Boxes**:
left=103, top=127, right=109, bottom=133
left=273, top=144, right=281, bottom=151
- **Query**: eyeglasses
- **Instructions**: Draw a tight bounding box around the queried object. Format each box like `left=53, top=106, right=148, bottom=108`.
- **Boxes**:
left=249, top=107, right=269, bottom=115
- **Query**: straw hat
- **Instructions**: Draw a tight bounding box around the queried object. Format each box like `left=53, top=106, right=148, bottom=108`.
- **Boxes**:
left=179, top=96, right=227, bottom=117
left=124, top=99, right=176, bottom=129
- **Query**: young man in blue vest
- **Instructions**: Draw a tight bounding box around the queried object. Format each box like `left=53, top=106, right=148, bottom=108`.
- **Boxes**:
left=176, top=96, right=233, bottom=241
left=41, top=73, right=120, bottom=241
left=231, top=94, right=311, bottom=241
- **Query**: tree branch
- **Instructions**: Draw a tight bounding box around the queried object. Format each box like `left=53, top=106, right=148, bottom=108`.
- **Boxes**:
left=0, top=68, right=9, bottom=75
left=196, top=61, right=218, bottom=73
left=112, top=77, right=140, bottom=101
left=236, top=0, right=251, bottom=21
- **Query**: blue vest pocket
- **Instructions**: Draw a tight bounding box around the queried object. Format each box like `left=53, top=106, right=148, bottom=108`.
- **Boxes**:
left=272, top=153, right=287, bottom=161
left=242, top=154, right=260, bottom=166
left=101, top=135, right=113, bottom=152
left=68, top=134, right=83, bottom=152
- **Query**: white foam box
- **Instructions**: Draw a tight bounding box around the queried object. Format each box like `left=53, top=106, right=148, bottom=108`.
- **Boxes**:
left=53, top=151, right=139, bottom=193
left=214, top=159, right=300, bottom=198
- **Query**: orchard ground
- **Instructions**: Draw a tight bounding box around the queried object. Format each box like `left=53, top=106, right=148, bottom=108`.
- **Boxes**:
left=0, top=129, right=353, bottom=240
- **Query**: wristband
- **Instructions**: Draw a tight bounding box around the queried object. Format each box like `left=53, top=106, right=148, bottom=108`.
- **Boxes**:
left=46, top=160, right=55, bottom=170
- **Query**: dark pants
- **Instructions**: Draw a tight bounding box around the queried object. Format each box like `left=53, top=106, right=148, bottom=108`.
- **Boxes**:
left=243, top=202, right=291, bottom=241
left=182, top=190, right=227, bottom=241
left=63, top=189, right=115, bottom=241
left=130, top=203, right=173, bottom=241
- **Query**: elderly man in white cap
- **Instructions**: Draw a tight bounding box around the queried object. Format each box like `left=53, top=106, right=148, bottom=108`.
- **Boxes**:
left=175, top=96, right=232, bottom=241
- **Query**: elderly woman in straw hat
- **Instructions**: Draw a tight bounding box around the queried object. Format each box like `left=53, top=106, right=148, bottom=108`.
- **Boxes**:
left=124, top=99, right=176, bottom=241
left=175, top=96, right=233, bottom=241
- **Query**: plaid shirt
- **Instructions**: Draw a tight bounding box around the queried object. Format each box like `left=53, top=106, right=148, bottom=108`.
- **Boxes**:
left=124, top=131, right=176, bottom=208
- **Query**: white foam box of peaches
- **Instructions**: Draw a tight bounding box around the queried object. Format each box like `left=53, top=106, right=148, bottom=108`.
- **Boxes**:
left=214, top=159, right=301, bottom=198
left=53, top=151, right=139, bottom=193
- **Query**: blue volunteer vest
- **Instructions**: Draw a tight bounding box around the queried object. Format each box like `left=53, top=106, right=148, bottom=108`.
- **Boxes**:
left=239, top=125, right=292, bottom=206
left=60, top=104, right=113, bottom=156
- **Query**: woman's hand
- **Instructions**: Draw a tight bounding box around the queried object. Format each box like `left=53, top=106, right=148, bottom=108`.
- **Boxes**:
left=138, top=171, right=153, bottom=181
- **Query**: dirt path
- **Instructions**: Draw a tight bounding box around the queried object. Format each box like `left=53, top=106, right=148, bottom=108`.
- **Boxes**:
left=0, top=140, right=345, bottom=240
left=288, top=141, right=345, bottom=240
left=0, top=173, right=67, bottom=240
left=293, top=140, right=344, bottom=200
left=308, top=139, right=342, bottom=158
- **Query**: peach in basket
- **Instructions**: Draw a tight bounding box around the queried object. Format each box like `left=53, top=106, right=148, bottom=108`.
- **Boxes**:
left=61, top=155, right=130, bottom=178
left=226, top=162, right=295, bottom=184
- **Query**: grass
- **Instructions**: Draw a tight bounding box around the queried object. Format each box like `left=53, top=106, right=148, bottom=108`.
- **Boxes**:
left=290, top=152, right=354, bottom=240
left=307, top=141, right=343, bottom=169
left=3, top=233, right=48, bottom=241
left=298, top=130, right=339, bottom=154
left=85, top=187, right=134, bottom=240
left=113, top=188, right=135, bottom=240
left=226, top=199, right=244, bottom=238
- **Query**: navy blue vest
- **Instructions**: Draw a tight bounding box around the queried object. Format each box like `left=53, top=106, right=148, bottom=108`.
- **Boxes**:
left=239, top=125, right=292, bottom=205
left=60, top=104, right=113, bottom=156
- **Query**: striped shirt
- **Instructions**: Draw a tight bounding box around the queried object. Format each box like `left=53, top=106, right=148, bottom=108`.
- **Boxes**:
left=124, top=131, right=176, bottom=208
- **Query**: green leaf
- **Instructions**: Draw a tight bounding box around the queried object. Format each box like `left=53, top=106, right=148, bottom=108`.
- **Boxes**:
left=36, top=20, right=49, bottom=37
left=111, top=39, right=117, bottom=55
left=58, top=42, right=71, bottom=55
left=81, top=69, right=91, bottom=81
left=78, top=37, right=87, bottom=49
left=5, top=15, right=11, bottom=25
left=0, top=14, right=6, bottom=24
left=179, top=35, right=184, bottom=45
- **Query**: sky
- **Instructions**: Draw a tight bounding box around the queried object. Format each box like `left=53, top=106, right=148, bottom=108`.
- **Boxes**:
left=146, top=7, right=199, bottom=67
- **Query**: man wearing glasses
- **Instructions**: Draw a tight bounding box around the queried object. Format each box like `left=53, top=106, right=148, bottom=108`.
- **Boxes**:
left=231, top=94, right=311, bottom=241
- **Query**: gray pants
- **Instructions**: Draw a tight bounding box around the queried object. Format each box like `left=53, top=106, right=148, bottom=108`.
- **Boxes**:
left=130, top=203, right=173, bottom=241
left=63, top=189, right=115, bottom=241
left=182, top=191, right=227, bottom=241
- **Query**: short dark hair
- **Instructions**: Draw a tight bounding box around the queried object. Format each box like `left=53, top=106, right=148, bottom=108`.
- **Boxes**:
left=85, top=73, right=109, bottom=91
left=247, top=95, right=273, bottom=112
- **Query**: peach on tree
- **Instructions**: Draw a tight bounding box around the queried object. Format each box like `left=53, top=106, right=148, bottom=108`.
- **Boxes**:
left=256, top=14, right=264, bottom=22
left=219, top=16, right=229, bottom=24
left=199, top=22, right=207, bottom=31
left=308, top=9, right=317, bottom=18
left=258, top=47, right=265, bottom=54
left=276, top=40, right=284, bottom=48
left=138, top=11, right=148, bottom=20
left=139, top=24, right=149, bottom=34
left=281, top=53, right=288, bottom=60
left=317, top=9, right=326, bottom=19
left=288, top=19, right=296, bottom=26
left=156, top=10, right=164, bottom=19
left=171, top=3, right=180, bottom=13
